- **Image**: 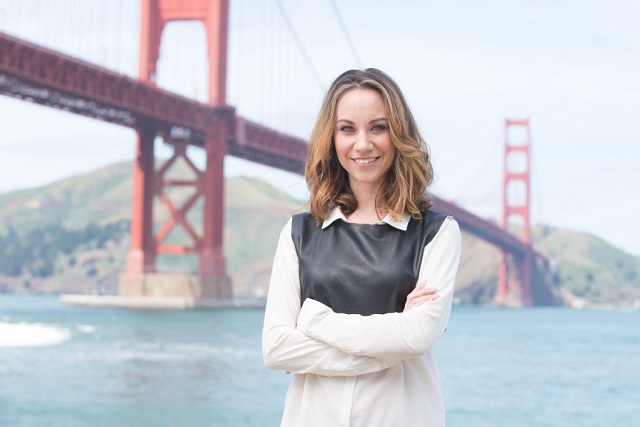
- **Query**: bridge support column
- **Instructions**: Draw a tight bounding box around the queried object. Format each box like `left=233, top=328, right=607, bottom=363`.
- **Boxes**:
left=125, top=126, right=157, bottom=275
left=498, top=252, right=532, bottom=307
left=120, top=126, right=160, bottom=297
left=498, top=253, right=508, bottom=301
left=198, top=119, right=232, bottom=298
left=521, top=251, right=532, bottom=303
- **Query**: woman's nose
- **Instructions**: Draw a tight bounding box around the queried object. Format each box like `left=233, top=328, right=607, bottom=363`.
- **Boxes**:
left=354, top=131, right=371, bottom=151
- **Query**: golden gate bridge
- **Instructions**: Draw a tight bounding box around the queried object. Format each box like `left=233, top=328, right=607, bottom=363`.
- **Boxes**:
left=0, top=0, right=558, bottom=306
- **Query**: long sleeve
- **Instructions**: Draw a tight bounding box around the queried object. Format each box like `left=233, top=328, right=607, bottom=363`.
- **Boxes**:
left=296, top=217, right=461, bottom=360
left=262, top=218, right=401, bottom=376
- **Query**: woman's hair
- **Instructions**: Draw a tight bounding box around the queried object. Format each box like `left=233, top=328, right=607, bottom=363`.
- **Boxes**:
left=305, top=68, right=433, bottom=223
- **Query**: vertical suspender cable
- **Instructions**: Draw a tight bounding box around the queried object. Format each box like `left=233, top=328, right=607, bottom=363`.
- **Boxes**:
left=273, top=0, right=324, bottom=92
left=117, top=0, right=123, bottom=72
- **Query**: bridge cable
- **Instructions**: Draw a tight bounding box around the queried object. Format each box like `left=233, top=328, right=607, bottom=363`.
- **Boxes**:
left=30, top=0, right=45, bottom=44
left=273, top=0, right=325, bottom=91
left=116, top=0, right=123, bottom=72
left=327, top=0, right=364, bottom=68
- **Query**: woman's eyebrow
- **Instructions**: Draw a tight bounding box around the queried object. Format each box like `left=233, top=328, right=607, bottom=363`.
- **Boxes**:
left=336, top=117, right=388, bottom=124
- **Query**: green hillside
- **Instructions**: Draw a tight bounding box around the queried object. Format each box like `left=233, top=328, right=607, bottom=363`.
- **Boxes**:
left=0, top=161, right=133, bottom=232
left=533, top=226, right=640, bottom=306
left=0, top=161, right=302, bottom=296
left=0, top=161, right=638, bottom=307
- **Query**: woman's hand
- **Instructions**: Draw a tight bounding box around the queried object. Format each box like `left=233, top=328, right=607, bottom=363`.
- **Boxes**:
left=403, top=280, right=439, bottom=312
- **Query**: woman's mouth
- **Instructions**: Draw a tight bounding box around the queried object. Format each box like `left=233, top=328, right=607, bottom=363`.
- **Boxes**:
left=353, top=157, right=380, bottom=166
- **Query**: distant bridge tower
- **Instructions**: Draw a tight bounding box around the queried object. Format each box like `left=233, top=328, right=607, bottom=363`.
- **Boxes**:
left=497, top=118, right=532, bottom=306
left=121, top=0, right=233, bottom=299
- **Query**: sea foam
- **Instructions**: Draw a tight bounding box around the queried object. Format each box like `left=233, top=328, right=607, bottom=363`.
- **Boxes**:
left=0, top=322, right=71, bottom=347
left=77, top=324, right=97, bottom=333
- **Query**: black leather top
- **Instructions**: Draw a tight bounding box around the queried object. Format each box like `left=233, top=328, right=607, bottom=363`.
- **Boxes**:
left=291, top=211, right=448, bottom=315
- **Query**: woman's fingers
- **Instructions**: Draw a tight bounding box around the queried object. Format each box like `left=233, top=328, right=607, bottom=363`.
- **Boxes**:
left=409, top=293, right=439, bottom=305
left=406, top=289, right=437, bottom=305
left=404, top=284, right=440, bottom=312
left=405, top=293, right=439, bottom=311
left=407, top=280, right=434, bottom=297
left=407, top=287, right=437, bottom=300
left=412, top=294, right=439, bottom=304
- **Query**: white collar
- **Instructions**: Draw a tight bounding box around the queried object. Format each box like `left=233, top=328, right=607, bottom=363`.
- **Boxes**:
left=321, top=207, right=411, bottom=231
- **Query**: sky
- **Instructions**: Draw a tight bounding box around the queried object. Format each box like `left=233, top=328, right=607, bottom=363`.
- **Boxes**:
left=0, top=0, right=639, bottom=255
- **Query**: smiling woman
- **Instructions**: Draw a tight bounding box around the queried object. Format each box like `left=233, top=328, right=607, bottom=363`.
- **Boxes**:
left=305, top=68, right=435, bottom=225
left=262, top=68, right=462, bottom=427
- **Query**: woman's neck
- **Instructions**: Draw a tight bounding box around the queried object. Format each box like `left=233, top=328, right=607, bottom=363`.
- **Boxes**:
left=346, top=184, right=387, bottom=224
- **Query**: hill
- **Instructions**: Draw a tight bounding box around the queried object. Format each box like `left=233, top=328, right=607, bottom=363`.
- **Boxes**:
left=453, top=224, right=640, bottom=307
left=0, top=161, right=302, bottom=297
left=533, top=226, right=640, bottom=307
left=0, top=161, right=638, bottom=307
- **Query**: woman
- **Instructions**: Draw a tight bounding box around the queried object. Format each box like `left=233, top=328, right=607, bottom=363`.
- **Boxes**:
left=262, top=68, right=461, bottom=426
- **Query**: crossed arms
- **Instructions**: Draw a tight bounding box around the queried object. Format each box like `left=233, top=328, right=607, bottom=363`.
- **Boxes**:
left=262, top=217, right=461, bottom=377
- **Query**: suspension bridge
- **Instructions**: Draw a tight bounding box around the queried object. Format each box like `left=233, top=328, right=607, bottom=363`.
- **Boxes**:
left=0, top=0, right=558, bottom=306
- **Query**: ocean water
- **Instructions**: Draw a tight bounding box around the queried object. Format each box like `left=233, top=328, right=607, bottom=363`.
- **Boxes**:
left=0, top=295, right=638, bottom=427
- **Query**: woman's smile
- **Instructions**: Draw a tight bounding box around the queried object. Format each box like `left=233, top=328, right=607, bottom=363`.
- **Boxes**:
left=352, top=156, right=380, bottom=166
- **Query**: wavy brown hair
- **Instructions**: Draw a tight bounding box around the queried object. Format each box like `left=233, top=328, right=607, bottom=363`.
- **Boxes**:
left=305, top=68, right=433, bottom=224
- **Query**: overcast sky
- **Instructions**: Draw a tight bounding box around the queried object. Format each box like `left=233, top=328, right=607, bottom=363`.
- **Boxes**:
left=0, top=0, right=638, bottom=255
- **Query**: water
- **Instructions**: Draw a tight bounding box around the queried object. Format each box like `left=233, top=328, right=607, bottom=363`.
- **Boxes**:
left=0, top=296, right=638, bottom=426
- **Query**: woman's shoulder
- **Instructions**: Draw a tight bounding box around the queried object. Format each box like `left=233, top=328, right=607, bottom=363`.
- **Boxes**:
left=420, top=209, right=452, bottom=223
left=291, top=211, right=315, bottom=226
left=416, top=210, right=459, bottom=237
left=291, top=211, right=313, bottom=220
left=276, top=213, right=314, bottom=242
left=422, top=210, right=460, bottom=240
left=290, top=212, right=320, bottom=234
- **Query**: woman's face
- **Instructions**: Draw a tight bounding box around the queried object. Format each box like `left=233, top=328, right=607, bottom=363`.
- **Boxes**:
left=333, top=88, right=395, bottom=194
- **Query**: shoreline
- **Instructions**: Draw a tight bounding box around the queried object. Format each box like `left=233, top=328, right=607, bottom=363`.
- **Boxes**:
left=59, top=294, right=267, bottom=310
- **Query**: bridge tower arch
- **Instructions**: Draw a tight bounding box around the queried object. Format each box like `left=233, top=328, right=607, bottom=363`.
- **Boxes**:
left=122, top=0, right=232, bottom=299
left=497, top=118, right=532, bottom=306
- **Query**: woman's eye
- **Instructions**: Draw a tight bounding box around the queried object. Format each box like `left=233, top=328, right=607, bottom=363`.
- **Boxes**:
left=340, top=126, right=354, bottom=132
left=372, top=125, right=387, bottom=131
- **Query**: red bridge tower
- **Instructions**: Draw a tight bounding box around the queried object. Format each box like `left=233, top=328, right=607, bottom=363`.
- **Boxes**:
left=121, top=0, right=232, bottom=299
left=497, top=118, right=533, bottom=306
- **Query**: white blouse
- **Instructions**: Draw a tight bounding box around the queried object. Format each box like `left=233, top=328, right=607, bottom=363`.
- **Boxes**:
left=262, top=209, right=462, bottom=426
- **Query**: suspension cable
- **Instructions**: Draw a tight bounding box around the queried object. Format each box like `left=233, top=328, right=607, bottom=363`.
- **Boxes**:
left=273, top=0, right=325, bottom=91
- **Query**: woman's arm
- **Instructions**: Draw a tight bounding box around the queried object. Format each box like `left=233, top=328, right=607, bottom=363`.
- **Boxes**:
left=262, top=218, right=401, bottom=376
left=296, top=217, right=461, bottom=360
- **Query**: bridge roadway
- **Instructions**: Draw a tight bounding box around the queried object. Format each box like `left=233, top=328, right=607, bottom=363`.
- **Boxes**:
left=0, top=31, right=536, bottom=263
left=0, top=31, right=307, bottom=174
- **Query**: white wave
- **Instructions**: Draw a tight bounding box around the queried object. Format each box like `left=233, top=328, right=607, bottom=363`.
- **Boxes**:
left=77, top=324, right=97, bottom=334
left=0, top=322, right=71, bottom=347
